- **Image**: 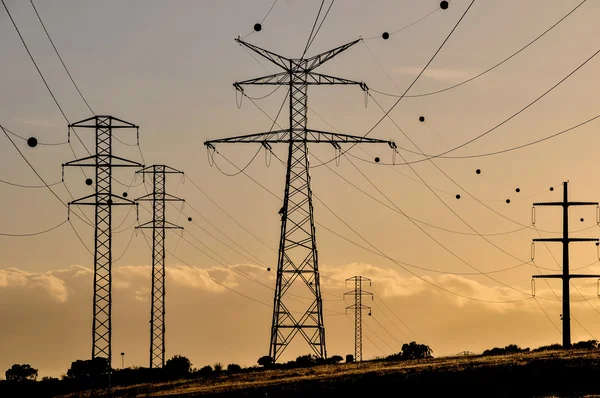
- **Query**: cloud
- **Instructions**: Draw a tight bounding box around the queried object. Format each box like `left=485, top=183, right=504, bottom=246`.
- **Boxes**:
left=392, top=67, right=473, bottom=83
left=0, top=268, right=70, bottom=303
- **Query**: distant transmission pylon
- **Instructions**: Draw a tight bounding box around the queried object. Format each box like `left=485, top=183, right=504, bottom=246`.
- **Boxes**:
left=63, top=115, right=142, bottom=366
left=344, top=276, right=372, bottom=362
left=531, top=181, right=600, bottom=348
left=136, top=165, right=184, bottom=368
left=204, top=38, right=396, bottom=361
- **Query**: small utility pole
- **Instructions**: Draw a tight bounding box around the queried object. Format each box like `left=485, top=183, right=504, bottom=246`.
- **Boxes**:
left=345, top=276, right=372, bottom=362
left=532, top=181, right=600, bottom=347
left=136, top=165, right=184, bottom=368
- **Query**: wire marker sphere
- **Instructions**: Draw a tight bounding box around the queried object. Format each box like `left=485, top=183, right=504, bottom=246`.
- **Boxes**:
left=267, top=267, right=271, bottom=272
left=506, top=199, right=511, bottom=204
left=123, top=192, right=128, bottom=198
left=375, top=157, right=380, bottom=163
left=440, top=1, right=449, bottom=10
left=550, top=187, right=554, bottom=191
left=85, top=178, right=93, bottom=186
left=596, top=242, right=599, bottom=246
left=516, top=188, right=520, bottom=193
left=419, top=116, right=425, bottom=122
left=382, top=32, right=389, bottom=40
left=456, top=194, right=461, bottom=199
left=475, top=169, right=481, bottom=174
left=254, top=23, right=262, bottom=32
left=581, top=218, right=584, bottom=222
left=188, top=217, right=192, bottom=222
left=27, top=137, right=38, bottom=148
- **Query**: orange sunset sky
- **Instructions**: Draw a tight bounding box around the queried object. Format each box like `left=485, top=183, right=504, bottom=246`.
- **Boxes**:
left=2, top=0, right=600, bottom=378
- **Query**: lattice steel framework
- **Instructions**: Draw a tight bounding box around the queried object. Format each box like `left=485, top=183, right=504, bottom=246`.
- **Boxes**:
left=205, top=38, right=396, bottom=361
left=63, top=115, right=141, bottom=366
left=344, top=276, right=372, bottom=362
left=136, top=165, right=184, bottom=368
left=532, top=181, right=600, bottom=347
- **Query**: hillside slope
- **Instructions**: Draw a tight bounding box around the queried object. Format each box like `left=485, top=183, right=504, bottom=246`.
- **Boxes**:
left=63, top=349, right=600, bottom=398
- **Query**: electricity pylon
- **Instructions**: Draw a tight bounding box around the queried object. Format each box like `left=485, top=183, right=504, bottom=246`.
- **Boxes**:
left=63, top=115, right=142, bottom=366
left=136, top=165, right=184, bottom=368
left=205, top=38, right=396, bottom=362
left=344, top=276, right=372, bottom=362
left=532, top=181, right=600, bottom=347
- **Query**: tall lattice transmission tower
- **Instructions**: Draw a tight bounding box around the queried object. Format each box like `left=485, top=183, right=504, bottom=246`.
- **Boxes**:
left=344, top=276, right=372, bottom=362
left=136, top=165, right=184, bottom=368
left=205, top=38, right=395, bottom=361
left=63, top=115, right=142, bottom=366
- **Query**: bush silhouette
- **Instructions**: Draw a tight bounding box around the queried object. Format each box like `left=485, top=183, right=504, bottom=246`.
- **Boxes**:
left=227, top=363, right=242, bottom=373
left=258, top=356, right=273, bottom=367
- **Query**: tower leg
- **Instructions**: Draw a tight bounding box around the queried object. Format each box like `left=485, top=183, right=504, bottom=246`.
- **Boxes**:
left=269, top=77, right=326, bottom=361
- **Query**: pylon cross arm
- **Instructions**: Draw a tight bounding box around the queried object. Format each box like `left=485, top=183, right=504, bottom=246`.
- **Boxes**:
left=204, top=129, right=394, bottom=146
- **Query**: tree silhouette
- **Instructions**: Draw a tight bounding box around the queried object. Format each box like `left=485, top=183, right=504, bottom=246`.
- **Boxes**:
left=5, top=364, right=38, bottom=382
left=164, top=355, right=192, bottom=378
left=401, top=342, right=433, bottom=359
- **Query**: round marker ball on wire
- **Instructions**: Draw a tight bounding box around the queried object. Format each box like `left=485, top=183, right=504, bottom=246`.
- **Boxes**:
left=550, top=187, right=554, bottom=191
left=267, top=267, right=271, bottom=272
left=85, top=178, right=93, bottom=186
left=515, top=188, right=520, bottom=193
left=382, top=32, right=389, bottom=40
left=188, top=217, right=192, bottom=222
left=419, top=116, right=425, bottom=123
left=254, top=23, right=262, bottom=32
left=506, top=199, right=511, bottom=204
left=596, top=242, right=599, bottom=247
left=440, top=1, right=449, bottom=10
left=375, top=157, right=380, bottom=163
left=27, top=137, right=38, bottom=148
left=581, top=218, right=584, bottom=222
left=476, top=169, right=481, bottom=175
left=123, top=192, right=128, bottom=198
left=456, top=194, right=461, bottom=199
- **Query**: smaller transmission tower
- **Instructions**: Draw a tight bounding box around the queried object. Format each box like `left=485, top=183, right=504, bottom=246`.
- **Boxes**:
left=63, top=115, right=142, bottom=366
left=532, top=181, right=600, bottom=348
left=344, top=276, right=372, bottom=362
left=136, top=165, right=184, bottom=368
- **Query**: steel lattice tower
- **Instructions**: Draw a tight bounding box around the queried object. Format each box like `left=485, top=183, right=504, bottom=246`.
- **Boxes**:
left=63, top=115, right=142, bottom=365
left=344, top=276, right=372, bottom=362
left=136, top=165, right=184, bottom=368
left=531, top=181, right=600, bottom=347
left=205, top=38, right=396, bottom=361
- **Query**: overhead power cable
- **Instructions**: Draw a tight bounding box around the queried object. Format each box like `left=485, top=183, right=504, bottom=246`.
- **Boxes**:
left=369, top=0, right=588, bottom=98
left=309, top=0, right=476, bottom=170
left=0, top=218, right=67, bottom=237
left=1, top=0, right=91, bottom=156
left=29, top=0, right=95, bottom=115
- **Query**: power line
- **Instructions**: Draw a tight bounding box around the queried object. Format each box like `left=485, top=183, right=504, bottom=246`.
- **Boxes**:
left=369, top=0, right=588, bottom=98
left=308, top=0, right=476, bottom=170
left=29, top=0, right=95, bottom=115
left=1, top=0, right=91, bottom=156
left=362, top=4, right=441, bottom=40
left=366, top=45, right=600, bottom=166
left=0, top=218, right=67, bottom=237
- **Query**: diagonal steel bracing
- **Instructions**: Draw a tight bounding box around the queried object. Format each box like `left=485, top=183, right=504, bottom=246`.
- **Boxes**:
left=63, top=115, right=141, bottom=367
left=205, top=39, right=395, bottom=362
left=136, top=165, right=184, bottom=368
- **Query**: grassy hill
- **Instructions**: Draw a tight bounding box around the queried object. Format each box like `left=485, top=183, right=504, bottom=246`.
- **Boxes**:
left=59, top=349, right=600, bottom=398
